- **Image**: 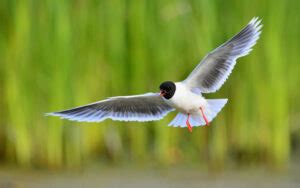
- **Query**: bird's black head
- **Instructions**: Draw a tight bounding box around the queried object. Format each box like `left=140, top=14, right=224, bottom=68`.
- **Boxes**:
left=159, top=81, right=176, bottom=99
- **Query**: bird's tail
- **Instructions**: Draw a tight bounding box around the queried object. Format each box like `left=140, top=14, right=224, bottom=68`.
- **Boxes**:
left=168, top=99, right=228, bottom=127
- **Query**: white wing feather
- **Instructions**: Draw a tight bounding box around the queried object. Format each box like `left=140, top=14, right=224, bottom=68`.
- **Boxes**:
left=183, top=17, right=262, bottom=93
left=46, top=93, right=174, bottom=122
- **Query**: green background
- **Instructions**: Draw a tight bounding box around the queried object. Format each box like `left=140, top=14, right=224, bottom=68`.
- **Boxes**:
left=0, top=0, right=299, bottom=170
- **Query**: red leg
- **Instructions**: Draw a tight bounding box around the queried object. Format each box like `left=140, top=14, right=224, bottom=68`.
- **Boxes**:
left=200, top=107, right=209, bottom=126
left=186, top=113, right=192, bottom=132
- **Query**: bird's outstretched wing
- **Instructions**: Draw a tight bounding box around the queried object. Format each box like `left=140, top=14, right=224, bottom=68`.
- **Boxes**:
left=46, top=93, right=174, bottom=122
left=183, top=17, right=262, bottom=93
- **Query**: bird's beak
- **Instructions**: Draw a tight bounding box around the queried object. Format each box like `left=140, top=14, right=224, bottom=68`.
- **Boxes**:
left=160, top=90, right=165, bottom=97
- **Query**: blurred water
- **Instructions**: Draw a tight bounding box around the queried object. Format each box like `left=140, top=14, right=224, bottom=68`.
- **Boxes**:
left=1, top=165, right=300, bottom=188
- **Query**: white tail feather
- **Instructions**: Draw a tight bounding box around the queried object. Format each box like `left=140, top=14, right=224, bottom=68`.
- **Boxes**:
left=168, top=113, right=186, bottom=127
left=168, top=99, right=228, bottom=128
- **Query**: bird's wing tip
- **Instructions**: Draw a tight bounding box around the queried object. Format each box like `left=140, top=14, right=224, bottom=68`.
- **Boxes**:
left=44, top=112, right=59, bottom=117
left=249, top=17, right=263, bottom=28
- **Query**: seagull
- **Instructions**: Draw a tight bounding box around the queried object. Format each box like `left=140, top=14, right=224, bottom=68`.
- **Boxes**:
left=47, top=17, right=262, bottom=132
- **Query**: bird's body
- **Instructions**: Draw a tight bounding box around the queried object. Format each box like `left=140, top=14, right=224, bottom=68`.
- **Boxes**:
left=163, top=82, right=206, bottom=114
left=47, top=17, right=262, bottom=132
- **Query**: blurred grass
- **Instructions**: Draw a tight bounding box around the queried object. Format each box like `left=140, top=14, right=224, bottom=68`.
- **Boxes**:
left=0, top=0, right=299, bottom=169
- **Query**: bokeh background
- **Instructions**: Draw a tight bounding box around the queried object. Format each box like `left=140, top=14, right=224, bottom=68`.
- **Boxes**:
left=0, top=0, right=300, bottom=186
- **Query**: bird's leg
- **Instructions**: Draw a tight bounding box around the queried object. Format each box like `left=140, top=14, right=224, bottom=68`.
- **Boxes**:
left=200, top=107, right=209, bottom=126
left=186, top=113, right=192, bottom=133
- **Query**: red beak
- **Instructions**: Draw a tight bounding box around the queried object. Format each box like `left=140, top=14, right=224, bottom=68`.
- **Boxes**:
left=160, top=90, right=165, bottom=96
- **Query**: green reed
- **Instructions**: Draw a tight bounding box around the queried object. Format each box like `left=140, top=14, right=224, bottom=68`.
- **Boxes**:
left=0, top=0, right=298, bottom=169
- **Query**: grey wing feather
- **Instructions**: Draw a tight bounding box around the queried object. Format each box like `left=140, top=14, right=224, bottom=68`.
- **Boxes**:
left=183, top=17, right=262, bottom=93
left=46, top=93, right=174, bottom=122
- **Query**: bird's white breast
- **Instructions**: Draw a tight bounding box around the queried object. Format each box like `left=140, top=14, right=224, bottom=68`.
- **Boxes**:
left=163, top=82, right=206, bottom=114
